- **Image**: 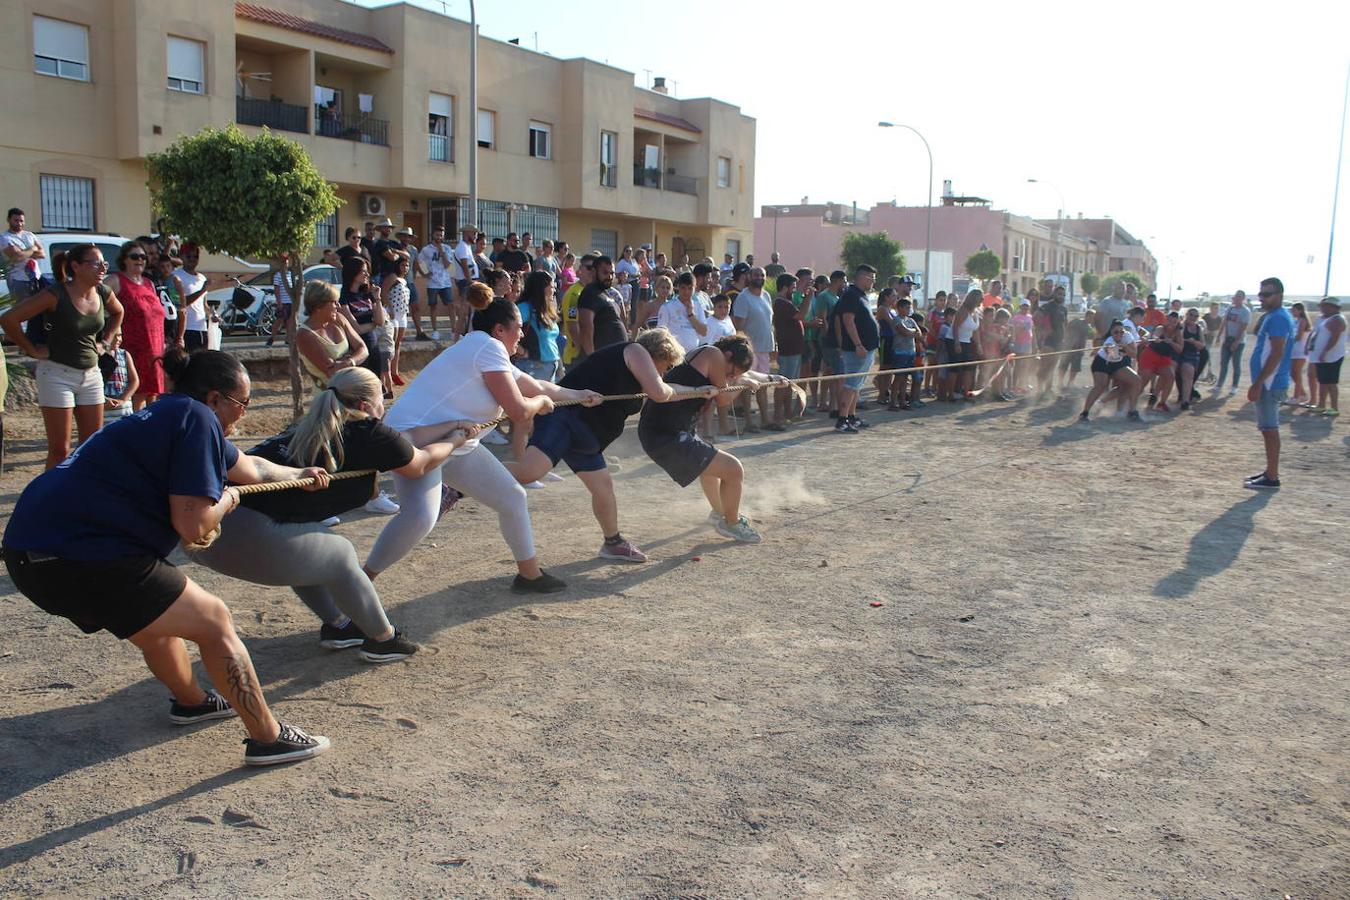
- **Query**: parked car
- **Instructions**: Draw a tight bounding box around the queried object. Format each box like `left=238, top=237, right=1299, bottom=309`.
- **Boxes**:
left=0, top=233, right=128, bottom=307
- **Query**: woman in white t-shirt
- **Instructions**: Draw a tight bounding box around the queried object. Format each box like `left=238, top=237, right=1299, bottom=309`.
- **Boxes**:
left=1080, top=319, right=1142, bottom=421
left=364, top=298, right=602, bottom=594
left=173, top=243, right=211, bottom=350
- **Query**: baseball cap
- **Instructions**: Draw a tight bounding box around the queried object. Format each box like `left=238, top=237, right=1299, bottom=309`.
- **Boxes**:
left=898, top=275, right=918, bottom=285
left=732, top=262, right=751, bottom=278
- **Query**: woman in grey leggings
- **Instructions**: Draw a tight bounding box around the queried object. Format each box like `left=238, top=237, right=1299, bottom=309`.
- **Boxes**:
left=365, top=298, right=602, bottom=594
left=191, top=367, right=473, bottom=662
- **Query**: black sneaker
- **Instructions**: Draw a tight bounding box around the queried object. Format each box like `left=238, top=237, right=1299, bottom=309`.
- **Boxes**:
left=1079, top=411, right=1089, bottom=421
left=359, top=630, right=419, bottom=663
left=243, top=723, right=331, bottom=766
left=511, top=571, right=567, bottom=594
left=1127, top=410, right=1142, bottom=421
left=169, top=689, right=237, bottom=726
left=1244, top=471, right=1267, bottom=483
left=319, top=620, right=366, bottom=650
left=1243, top=475, right=1281, bottom=490
left=849, top=416, right=871, bottom=429
left=834, top=419, right=859, bottom=434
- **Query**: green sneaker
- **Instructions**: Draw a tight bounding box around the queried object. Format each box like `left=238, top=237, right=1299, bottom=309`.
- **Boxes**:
left=716, top=515, right=762, bottom=544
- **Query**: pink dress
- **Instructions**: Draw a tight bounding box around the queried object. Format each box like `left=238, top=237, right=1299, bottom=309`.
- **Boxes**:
left=114, top=272, right=166, bottom=395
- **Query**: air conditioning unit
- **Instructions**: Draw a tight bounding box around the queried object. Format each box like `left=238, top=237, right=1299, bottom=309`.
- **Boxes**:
left=361, top=194, right=387, bottom=217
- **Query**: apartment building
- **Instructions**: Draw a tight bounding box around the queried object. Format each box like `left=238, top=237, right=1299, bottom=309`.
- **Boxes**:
left=1, top=0, right=756, bottom=264
left=755, top=195, right=1150, bottom=298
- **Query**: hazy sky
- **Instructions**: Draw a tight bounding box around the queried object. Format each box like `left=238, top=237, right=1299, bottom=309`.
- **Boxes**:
left=367, top=0, right=1350, bottom=297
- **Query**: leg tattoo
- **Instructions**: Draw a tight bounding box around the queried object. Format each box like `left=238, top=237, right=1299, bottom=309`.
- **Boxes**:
left=223, top=655, right=264, bottom=721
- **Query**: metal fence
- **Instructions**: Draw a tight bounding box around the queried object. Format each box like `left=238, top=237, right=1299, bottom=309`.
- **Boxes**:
left=236, top=97, right=308, bottom=134
left=314, top=109, right=389, bottom=146
left=39, top=174, right=95, bottom=231
left=428, top=133, right=452, bottom=162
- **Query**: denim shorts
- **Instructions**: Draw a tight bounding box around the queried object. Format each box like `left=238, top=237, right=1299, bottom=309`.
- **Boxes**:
left=426, top=287, right=451, bottom=307
left=838, top=349, right=875, bottom=392
left=528, top=406, right=607, bottom=472
left=777, top=354, right=802, bottom=380
left=518, top=358, right=561, bottom=383
left=893, top=352, right=921, bottom=383
left=1256, top=385, right=1285, bottom=432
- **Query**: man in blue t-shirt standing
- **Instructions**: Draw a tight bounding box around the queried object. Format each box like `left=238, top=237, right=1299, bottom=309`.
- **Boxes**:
left=1244, top=276, right=1294, bottom=490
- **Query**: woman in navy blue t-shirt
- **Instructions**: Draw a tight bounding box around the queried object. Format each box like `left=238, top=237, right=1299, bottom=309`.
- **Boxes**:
left=2, top=347, right=336, bottom=767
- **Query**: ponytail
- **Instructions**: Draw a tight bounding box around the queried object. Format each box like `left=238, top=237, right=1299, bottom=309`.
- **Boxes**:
left=51, top=242, right=98, bottom=283
left=287, top=367, right=382, bottom=471
left=163, top=346, right=246, bottom=402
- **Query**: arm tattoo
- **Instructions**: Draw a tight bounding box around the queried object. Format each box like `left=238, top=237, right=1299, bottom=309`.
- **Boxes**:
left=223, top=655, right=264, bottom=721
left=250, top=457, right=295, bottom=483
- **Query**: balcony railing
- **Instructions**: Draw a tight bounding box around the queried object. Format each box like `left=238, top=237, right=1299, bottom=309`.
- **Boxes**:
left=428, top=132, right=453, bottom=162
left=236, top=96, right=308, bottom=134
left=634, top=165, right=661, bottom=189
left=633, top=165, right=698, bottom=195
left=314, top=109, right=389, bottom=146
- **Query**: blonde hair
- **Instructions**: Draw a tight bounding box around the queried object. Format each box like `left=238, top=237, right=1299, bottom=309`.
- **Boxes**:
left=287, top=367, right=383, bottom=471
left=635, top=326, right=684, bottom=368
left=303, top=279, right=339, bottom=316
left=466, top=281, right=494, bottom=311
left=654, top=274, right=673, bottom=294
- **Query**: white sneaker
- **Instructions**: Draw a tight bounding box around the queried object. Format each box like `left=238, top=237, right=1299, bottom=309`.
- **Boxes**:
left=523, top=480, right=546, bottom=489
left=544, top=471, right=564, bottom=482
left=481, top=430, right=509, bottom=445
left=364, top=492, right=400, bottom=515
left=321, top=516, right=341, bottom=527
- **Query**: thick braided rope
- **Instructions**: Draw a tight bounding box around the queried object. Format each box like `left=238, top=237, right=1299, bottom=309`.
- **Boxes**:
left=220, top=343, right=1104, bottom=500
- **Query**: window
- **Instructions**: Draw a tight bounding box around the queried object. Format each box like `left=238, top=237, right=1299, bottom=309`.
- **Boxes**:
left=1012, top=237, right=1026, bottom=271
left=166, top=36, right=205, bottom=93
left=429, top=92, right=453, bottom=162
left=716, top=156, right=731, bottom=188
left=33, top=16, right=89, bottom=81
left=590, top=229, right=618, bottom=259
left=40, top=174, right=95, bottom=231
left=1038, top=243, right=1048, bottom=272
left=477, top=109, right=494, bottom=149
left=315, top=210, right=337, bottom=248
left=726, top=238, right=741, bottom=262
left=529, top=121, right=551, bottom=159
left=599, top=131, right=617, bottom=187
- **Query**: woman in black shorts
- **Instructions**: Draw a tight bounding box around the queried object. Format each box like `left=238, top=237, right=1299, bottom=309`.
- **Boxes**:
left=1177, top=307, right=1206, bottom=410
left=1080, top=320, right=1142, bottom=421
left=2, top=347, right=335, bottom=767
left=638, top=334, right=783, bottom=544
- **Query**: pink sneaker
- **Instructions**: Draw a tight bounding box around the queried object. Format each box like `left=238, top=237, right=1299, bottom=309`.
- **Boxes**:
left=598, top=538, right=648, bottom=563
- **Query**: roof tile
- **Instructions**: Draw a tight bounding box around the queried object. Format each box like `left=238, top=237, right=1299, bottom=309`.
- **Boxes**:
left=235, top=2, right=394, bottom=54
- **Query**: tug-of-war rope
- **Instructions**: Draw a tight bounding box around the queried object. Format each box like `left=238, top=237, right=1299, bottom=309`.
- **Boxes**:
left=223, top=343, right=1098, bottom=502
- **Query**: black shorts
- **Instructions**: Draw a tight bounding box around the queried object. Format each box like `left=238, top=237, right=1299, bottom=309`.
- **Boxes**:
left=638, top=427, right=718, bottom=487
left=184, top=330, right=208, bottom=351
left=2, top=548, right=186, bottom=639
left=1315, top=358, right=1343, bottom=384
left=1091, top=355, right=1131, bottom=377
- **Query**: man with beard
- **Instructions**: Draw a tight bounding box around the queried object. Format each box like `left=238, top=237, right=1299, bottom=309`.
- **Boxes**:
left=577, top=255, right=627, bottom=357
left=732, top=266, right=776, bottom=430
left=496, top=232, right=531, bottom=275
left=1242, top=277, right=1294, bottom=490
left=1037, top=284, right=1069, bottom=398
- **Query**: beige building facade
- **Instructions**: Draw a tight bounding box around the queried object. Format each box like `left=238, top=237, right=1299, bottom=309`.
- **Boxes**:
left=1, top=0, right=756, bottom=264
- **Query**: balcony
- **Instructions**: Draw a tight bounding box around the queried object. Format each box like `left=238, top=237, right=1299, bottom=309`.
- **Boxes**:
left=236, top=96, right=309, bottom=134
left=428, top=132, right=453, bottom=163
left=633, top=165, right=698, bottom=196
left=315, top=109, right=389, bottom=146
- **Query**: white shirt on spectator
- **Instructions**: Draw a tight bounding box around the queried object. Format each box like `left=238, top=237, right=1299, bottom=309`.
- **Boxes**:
left=454, top=239, right=479, bottom=281
left=657, top=296, right=707, bottom=353
left=2, top=230, right=40, bottom=280
left=418, top=241, right=455, bottom=290
left=174, top=267, right=208, bottom=331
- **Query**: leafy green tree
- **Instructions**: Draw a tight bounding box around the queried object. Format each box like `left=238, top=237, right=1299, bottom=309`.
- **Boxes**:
left=965, top=248, right=1002, bottom=282
left=1097, top=271, right=1147, bottom=300
left=147, top=125, right=341, bottom=416
left=840, top=232, right=905, bottom=284
left=1079, top=272, right=1101, bottom=299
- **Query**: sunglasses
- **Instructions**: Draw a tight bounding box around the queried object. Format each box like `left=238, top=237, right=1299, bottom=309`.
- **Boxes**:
left=219, top=392, right=250, bottom=410
left=81, top=258, right=110, bottom=268
left=1257, top=290, right=1277, bottom=297
left=126, top=253, right=147, bottom=261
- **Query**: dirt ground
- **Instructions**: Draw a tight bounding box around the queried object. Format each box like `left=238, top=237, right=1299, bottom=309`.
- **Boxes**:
left=0, top=366, right=1346, bottom=898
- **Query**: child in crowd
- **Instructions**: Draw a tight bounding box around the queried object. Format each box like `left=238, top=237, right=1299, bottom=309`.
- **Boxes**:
left=937, top=307, right=957, bottom=402
left=1011, top=300, right=1036, bottom=393
left=99, top=331, right=139, bottom=420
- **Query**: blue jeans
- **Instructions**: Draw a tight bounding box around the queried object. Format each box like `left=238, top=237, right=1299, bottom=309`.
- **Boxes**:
left=777, top=354, right=802, bottom=380
left=1218, top=340, right=1245, bottom=388
left=518, top=358, right=560, bottom=382
left=839, top=350, right=875, bottom=393
left=426, top=287, right=451, bottom=307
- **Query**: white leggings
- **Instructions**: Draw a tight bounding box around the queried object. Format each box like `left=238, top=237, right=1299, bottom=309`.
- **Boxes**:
left=365, top=444, right=534, bottom=574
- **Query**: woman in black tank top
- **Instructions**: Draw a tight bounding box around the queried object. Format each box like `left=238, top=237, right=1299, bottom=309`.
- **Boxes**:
left=637, top=334, right=785, bottom=545
left=1178, top=309, right=1206, bottom=410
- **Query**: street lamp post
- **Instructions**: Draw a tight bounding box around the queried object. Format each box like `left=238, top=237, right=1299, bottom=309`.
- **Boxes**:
left=1027, top=177, right=1068, bottom=301
left=1326, top=59, right=1349, bottom=296
left=467, top=0, right=478, bottom=236
left=878, top=122, right=932, bottom=304
left=771, top=206, right=789, bottom=257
